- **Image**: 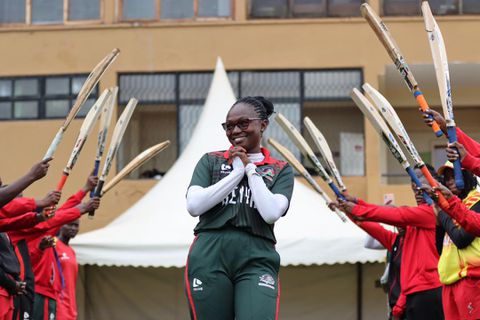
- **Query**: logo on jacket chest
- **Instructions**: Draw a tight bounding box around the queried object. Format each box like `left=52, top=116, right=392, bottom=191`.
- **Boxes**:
left=221, top=163, right=232, bottom=173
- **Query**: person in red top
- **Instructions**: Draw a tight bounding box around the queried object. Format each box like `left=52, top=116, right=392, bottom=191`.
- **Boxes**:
left=423, top=108, right=480, bottom=177
left=56, top=219, right=79, bottom=320
left=8, top=174, right=100, bottom=320
left=0, top=190, right=61, bottom=320
left=0, top=189, right=59, bottom=320
left=336, top=166, right=444, bottom=320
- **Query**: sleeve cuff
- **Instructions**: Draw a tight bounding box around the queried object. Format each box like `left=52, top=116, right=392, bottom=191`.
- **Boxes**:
left=351, top=204, right=362, bottom=216
left=24, top=198, right=37, bottom=211
left=357, top=198, right=367, bottom=206
left=461, top=152, right=477, bottom=170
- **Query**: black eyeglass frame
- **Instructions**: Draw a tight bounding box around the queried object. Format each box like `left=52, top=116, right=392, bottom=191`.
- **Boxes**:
left=221, top=117, right=264, bottom=132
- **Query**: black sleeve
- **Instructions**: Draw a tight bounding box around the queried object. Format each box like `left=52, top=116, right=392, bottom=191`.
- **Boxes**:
left=438, top=210, right=475, bottom=249
left=435, top=225, right=445, bottom=256
left=0, top=268, right=16, bottom=294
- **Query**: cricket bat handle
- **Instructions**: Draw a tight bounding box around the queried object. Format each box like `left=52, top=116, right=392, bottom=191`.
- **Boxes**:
left=44, top=173, right=69, bottom=216
left=88, top=179, right=104, bottom=219
left=420, top=165, right=449, bottom=209
left=328, top=182, right=346, bottom=201
left=90, top=159, right=101, bottom=197
left=446, top=126, right=465, bottom=190
left=405, top=167, right=433, bottom=205
left=414, top=91, right=443, bottom=137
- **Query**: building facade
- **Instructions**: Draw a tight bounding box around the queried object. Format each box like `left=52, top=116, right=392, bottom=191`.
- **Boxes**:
left=0, top=0, right=479, bottom=234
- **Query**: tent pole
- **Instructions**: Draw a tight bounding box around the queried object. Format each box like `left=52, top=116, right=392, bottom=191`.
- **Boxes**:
left=356, top=262, right=363, bottom=320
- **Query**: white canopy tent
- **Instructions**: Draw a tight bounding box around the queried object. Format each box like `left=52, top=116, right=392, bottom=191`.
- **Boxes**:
left=72, top=58, right=388, bottom=319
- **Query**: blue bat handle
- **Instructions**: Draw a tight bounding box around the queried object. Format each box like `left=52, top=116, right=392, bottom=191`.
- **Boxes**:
left=90, top=159, right=101, bottom=198
left=406, top=166, right=433, bottom=205
left=446, top=126, right=465, bottom=190
left=329, top=182, right=345, bottom=201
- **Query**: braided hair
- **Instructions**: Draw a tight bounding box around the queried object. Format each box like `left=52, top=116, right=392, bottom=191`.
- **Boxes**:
left=232, top=96, right=275, bottom=120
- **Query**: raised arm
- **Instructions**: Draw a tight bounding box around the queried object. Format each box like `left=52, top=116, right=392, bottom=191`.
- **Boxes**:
left=339, top=200, right=435, bottom=228
left=0, top=158, right=51, bottom=208
left=187, top=154, right=245, bottom=217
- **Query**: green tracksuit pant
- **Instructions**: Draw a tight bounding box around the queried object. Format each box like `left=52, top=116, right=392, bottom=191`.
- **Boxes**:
left=32, top=293, right=56, bottom=320
left=185, top=228, right=281, bottom=320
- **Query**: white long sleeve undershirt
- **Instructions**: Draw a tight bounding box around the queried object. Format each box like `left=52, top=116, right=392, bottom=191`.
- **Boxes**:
left=186, top=153, right=289, bottom=224
left=245, top=162, right=289, bottom=224
left=186, top=157, right=245, bottom=217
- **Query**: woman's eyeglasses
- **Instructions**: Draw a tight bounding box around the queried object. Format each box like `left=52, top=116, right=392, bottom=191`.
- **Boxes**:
left=221, top=118, right=263, bottom=132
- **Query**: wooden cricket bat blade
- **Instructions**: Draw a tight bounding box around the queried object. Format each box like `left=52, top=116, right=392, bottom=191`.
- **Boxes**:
left=102, top=140, right=171, bottom=195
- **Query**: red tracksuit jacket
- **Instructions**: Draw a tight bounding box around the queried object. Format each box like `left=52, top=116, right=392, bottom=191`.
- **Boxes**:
left=456, top=128, right=480, bottom=177
left=56, top=240, right=78, bottom=320
left=0, top=198, right=39, bottom=232
left=0, top=198, right=37, bottom=218
left=8, top=190, right=85, bottom=300
left=351, top=201, right=442, bottom=296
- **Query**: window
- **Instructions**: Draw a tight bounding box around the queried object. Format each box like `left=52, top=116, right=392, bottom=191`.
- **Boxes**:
left=118, top=69, right=364, bottom=178
left=0, top=0, right=100, bottom=25
left=383, top=0, right=477, bottom=16
left=0, top=75, right=99, bottom=120
left=0, top=0, right=26, bottom=23
left=249, top=0, right=364, bottom=19
left=120, top=0, right=232, bottom=21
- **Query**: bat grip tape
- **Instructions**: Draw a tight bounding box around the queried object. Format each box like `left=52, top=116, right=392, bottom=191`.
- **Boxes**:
left=90, top=160, right=101, bottom=197
left=414, top=91, right=443, bottom=137
left=446, top=126, right=465, bottom=190
left=405, top=167, right=433, bottom=205
left=88, top=180, right=104, bottom=219
left=328, top=182, right=345, bottom=200
left=420, top=165, right=449, bottom=209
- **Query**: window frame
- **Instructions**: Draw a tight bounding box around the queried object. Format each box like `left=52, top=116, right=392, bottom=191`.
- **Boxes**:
left=0, top=74, right=99, bottom=121
left=0, top=0, right=103, bottom=26
left=382, top=0, right=478, bottom=16
left=118, top=0, right=235, bottom=23
left=248, top=0, right=366, bottom=19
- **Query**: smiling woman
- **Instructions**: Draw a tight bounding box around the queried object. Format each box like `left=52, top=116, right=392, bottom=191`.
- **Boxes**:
left=184, top=96, right=294, bottom=320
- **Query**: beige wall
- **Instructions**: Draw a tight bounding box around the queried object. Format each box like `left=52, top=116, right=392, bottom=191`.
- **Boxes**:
left=1, top=1, right=480, bottom=230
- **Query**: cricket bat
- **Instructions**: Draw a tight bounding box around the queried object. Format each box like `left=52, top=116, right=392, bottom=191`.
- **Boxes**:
left=351, top=88, right=432, bottom=204
left=43, top=48, right=120, bottom=160
left=303, top=117, right=347, bottom=192
left=89, top=98, right=138, bottom=218
left=361, top=3, right=443, bottom=137
left=101, top=141, right=171, bottom=196
left=422, top=1, right=464, bottom=189
left=275, top=113, right=346, bottom=201
left=363, top=83, right=448, bottom=208
left=268, top=138, right=347, bottom=222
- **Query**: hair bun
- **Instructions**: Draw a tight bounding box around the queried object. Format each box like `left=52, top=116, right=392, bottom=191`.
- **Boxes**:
left=254, top=96, right=274, bottom=118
